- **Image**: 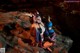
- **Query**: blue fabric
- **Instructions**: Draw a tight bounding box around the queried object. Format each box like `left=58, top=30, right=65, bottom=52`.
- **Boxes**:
left=44, top=29, right=49, bottom=36
left=48, top=29, right=54, bottom=34
left=47, top=21, right=53, bottom=28
left=46, top=21, right=54, bottom=34
left=36, top=29, right=41, bottom=43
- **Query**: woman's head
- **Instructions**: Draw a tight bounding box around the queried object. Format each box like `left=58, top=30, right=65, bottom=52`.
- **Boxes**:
left=48, top=16, right=51, bottom=22
left=36, top=16, right=42, bottom=24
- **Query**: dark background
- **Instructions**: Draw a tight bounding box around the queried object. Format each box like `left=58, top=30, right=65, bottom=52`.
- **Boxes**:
left=0, top=0, right=80, bottom=53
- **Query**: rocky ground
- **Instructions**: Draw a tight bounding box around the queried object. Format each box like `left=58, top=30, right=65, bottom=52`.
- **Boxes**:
left=0, top=12, right=73, bottom=53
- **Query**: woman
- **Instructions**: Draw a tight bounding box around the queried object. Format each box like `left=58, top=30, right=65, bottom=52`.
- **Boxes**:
left=46, top=16, right=56, bottom=41
left=30, top=15, right=45, bottom=47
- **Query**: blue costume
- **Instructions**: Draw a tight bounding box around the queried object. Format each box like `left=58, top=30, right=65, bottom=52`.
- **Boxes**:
left=36, top=28, right=41, bottom=43
left=46, top=21, right=54, bottom=36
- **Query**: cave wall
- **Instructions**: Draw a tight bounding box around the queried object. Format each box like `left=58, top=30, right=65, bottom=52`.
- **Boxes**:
left=0, top=0, right=80, bottom=53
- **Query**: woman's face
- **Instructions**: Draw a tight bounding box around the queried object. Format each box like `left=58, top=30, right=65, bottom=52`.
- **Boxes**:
left=36, top=16, right=42, bottom=23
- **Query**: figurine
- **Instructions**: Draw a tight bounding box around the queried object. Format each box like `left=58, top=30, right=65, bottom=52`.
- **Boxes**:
left=46, top=16, right=56, bottom=41
left=30, top=12, right=45, bottom=47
